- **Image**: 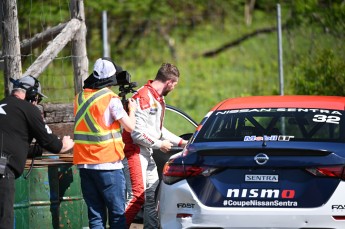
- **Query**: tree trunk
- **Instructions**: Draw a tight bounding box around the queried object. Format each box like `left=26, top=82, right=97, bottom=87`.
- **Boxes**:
left=1, top=0, right=22, bottom=96
left=244, top=0, right=256, bottom=26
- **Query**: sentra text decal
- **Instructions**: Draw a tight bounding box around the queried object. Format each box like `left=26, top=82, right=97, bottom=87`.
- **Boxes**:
left=245, top=174, right=278, bottom=182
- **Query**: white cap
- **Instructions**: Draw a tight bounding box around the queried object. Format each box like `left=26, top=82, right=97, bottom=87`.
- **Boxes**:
left=93, top=58, right=117, bottom=79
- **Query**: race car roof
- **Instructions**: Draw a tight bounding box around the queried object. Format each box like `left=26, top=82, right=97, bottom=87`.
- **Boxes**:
left=212, top=95, right=345, bottom=111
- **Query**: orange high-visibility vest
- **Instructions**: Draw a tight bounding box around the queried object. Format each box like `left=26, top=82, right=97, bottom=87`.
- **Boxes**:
left=73, top=88, right=124, bottom=164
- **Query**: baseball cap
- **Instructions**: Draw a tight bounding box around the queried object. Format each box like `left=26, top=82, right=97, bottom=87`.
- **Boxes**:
left=83, top=57, right=123, bottom=89
left=13, top=75, right=47, bottom=98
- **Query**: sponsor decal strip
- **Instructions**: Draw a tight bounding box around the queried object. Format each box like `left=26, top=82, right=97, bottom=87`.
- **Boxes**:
left=244, top=135, right=294, bottom=142
left=226, top=188, right=295, bottom=199
left=223, top=199, right=298, bottom=207
left=215, top=109, right=342, bottom=125
left=216, top=108, right=342, bottom=115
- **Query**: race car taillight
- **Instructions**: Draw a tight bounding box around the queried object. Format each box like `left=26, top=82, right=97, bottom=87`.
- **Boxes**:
left=333, top=216, right=345, bottom=220
left=306, top=166, right=345, bottom=180
left=162, top=162, right=206, bottom=185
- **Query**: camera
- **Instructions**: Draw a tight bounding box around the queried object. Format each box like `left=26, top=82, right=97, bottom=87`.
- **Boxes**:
left=116, top=71, right=137, bottom=109
left=115, top=71, right=132, bottom=86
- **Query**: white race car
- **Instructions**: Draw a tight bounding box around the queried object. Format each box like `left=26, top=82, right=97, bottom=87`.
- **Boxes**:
left=157, top=96, right=345, bottom=229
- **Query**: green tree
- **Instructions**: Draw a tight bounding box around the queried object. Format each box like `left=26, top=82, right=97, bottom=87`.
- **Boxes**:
left=288, top=0, right=345, bottom=38
left=293, top=49, right=345, bottom=95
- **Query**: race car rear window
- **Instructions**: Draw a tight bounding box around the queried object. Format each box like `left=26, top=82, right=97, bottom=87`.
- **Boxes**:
left=195, top=108, right=345, bottom=143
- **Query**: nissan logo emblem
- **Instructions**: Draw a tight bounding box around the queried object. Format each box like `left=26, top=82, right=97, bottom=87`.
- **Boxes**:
left=254, top=153, right=269, bottom=165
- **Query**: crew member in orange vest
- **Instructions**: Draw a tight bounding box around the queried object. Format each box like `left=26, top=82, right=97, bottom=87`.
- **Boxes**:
left=73, top=57, right=137, bottom=229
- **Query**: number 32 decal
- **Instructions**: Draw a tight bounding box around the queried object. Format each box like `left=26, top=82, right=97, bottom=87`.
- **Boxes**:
left=313, top=115, right=340, bottom=124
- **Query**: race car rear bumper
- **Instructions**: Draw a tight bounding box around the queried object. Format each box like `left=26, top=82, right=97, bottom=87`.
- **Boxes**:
left=157, top=181, right=345, bottom=229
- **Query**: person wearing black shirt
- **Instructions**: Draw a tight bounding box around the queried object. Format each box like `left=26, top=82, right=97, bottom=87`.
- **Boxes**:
left=0, top=75, right=74, bottom=229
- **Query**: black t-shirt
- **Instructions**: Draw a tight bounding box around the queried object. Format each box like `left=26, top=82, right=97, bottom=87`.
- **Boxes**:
left=0, top=96, right=62, bottom=178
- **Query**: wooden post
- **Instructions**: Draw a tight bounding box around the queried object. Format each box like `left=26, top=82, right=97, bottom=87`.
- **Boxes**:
left=1, top=0, right=22, bottom=96
left=70, top=0, right=88, bottom=95
left=22, top=19, right=81, bottom=78
left=21, top=22, right=67, bottom=57
left=2, top=0, right=88, bottom=96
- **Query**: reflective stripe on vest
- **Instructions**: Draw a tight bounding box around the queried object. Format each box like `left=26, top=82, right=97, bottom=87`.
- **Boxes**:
left=74, top=131, right=122, bottom=143
left=74, top=88, right=121, bottom=144
left=75, top=88, right=110, bottom=132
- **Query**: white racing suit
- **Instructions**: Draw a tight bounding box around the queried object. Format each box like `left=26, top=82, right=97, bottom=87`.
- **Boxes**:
left=122, top=80, right=184, bottom=229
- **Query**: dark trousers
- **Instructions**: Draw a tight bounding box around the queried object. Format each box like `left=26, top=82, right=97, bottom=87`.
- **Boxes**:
left=80, top=168, right=126, bottom=229
left=0, top=168, right=15, bottom=229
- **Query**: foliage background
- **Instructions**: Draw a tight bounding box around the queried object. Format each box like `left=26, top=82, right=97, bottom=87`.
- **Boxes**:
left=1, top=0, right=344, bottom=123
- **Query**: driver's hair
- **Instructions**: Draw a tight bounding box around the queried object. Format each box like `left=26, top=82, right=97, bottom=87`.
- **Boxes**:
left=155, top=63, right=180, bottom=83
